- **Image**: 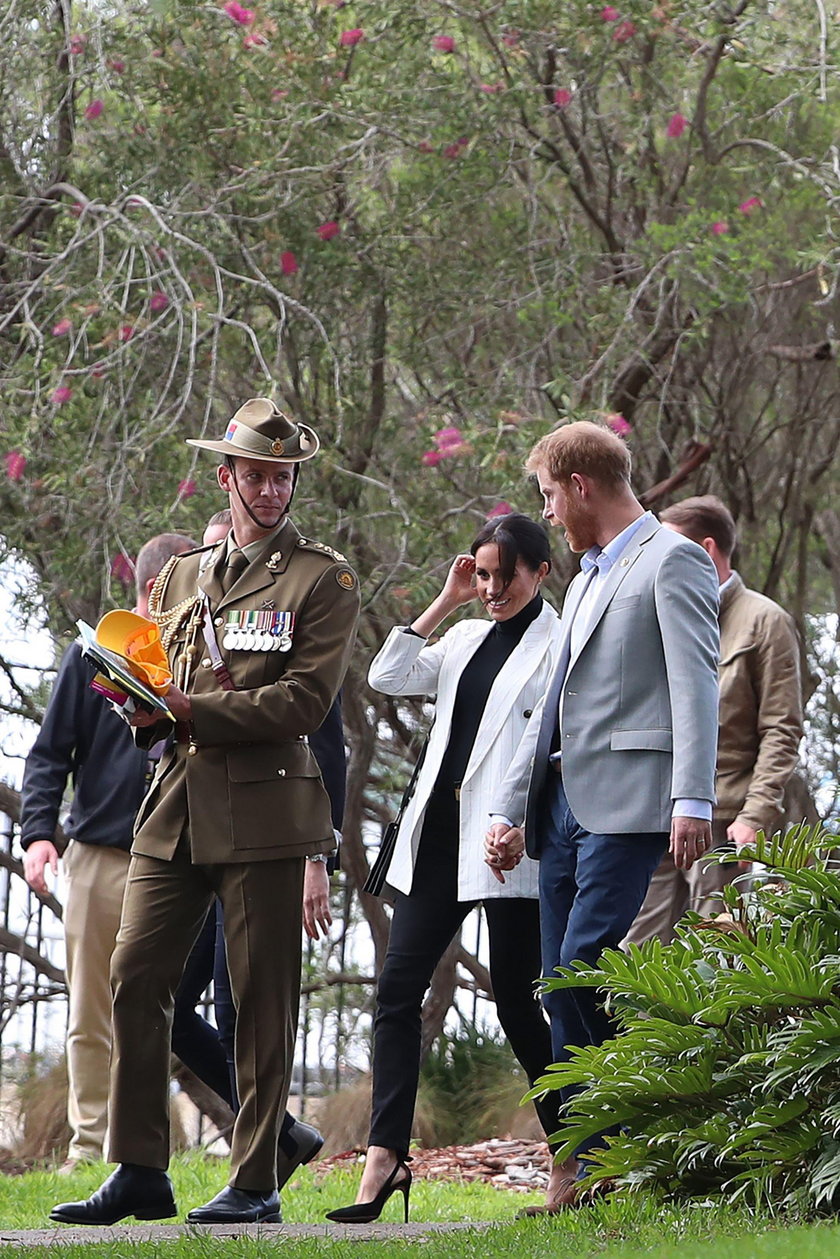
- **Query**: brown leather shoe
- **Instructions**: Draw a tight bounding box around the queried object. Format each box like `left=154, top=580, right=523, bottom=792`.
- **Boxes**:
left=516, top=1176, right=580, bottom=1217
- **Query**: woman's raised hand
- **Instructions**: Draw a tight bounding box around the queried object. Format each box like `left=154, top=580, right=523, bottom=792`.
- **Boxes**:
left=441, top=554, right=477, bottom=607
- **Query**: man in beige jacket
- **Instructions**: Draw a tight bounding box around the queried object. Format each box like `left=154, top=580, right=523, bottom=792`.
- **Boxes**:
left=625, top=495, right=803, bottom=945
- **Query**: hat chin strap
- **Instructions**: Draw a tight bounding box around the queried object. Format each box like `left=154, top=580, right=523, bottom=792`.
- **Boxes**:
left=226, top=458, right=299, bottom=532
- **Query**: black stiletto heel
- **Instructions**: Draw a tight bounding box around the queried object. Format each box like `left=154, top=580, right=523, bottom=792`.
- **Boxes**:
left=325, top=1157, right=412, bottom=1224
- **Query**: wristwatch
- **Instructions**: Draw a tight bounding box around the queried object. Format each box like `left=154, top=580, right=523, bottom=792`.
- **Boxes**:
left=306, top=853, right=330, bottom=863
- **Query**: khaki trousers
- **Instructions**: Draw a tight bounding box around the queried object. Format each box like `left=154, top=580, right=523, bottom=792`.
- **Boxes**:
left=108, top=840, right=304, bottom=1190
left=62, top=840, right=131, bottom=1163
left=622, top=820, right=736, bottom=947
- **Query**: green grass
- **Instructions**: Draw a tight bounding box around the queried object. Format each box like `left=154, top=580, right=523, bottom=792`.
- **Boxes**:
left=1, top=1154, right=838, bottom=1258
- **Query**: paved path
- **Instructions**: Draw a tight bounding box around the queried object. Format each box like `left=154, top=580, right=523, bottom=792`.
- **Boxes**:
left=0, top=1220, right=501, bottom=1246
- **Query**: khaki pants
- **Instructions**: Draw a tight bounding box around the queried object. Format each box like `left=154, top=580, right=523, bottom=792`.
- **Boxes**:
left=62, top=840, right=131, bottom=1162
left=108, top=841, right=304, bottom=1190
left=622, top=820, right=736, bottom=948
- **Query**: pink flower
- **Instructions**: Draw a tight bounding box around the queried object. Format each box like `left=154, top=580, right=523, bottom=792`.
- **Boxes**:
left=243, top=32, right=268, bottom=48
left=502, top=32, right=519, bottom=47
left=316, top=220, right=340, bottom=241
left=666, top=112, right=686, bottom=138
left=52, top=317, right=73, bottom=336
left=223, top=1, right=254, bottom=25
left=84, top=99, right=104, bottom=121
left=711, top=220, right=729, bottom=235
left=5, top=452, right=27, bottom=481
left=554, top=88, right=573, bottom=107
left=480, top=82, right=504, bottom=94
left=421, top=449, right=443, bottom=466
left=418, top=140, right=435, bottom=153
left=110, top=553, right=135, bottom=585
left=118, top=324, right=134, bottom=342
left=69, top=35, right=86, bottom=55
left=613, top=20, right=635, bottom=41
left=601, top=6, right=620, bottom=19
left=443, top=143, right=462, bottom=159
left=280, top=251, right=299, bottom=275
left=149, top=291, right=169, bottom=312
left=605, top=412, right=631, bottom=436
left=339, top=28, right=364, bottom=46
left=435, top=426, right=464, bottom=450
left=178, top=478, right=197, bottom=500
left=271, top=88, right=288, bottom=101
left=52, top=386, right=73, bottom=405
left=739, top=196, right=763, bottom=213
left=433, top=35, right=455, bottom=53
left=70, top=202, right=84, bottom=218
left=90, top=363, right=106, bottom=379
left=486, top=501, right=513, bottom=519
left=109, top=59, right=126, bottom=73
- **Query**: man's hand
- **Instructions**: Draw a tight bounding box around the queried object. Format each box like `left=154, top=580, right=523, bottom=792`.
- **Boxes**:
left=727, top=820, right=758, bottom=852
left=303, top=860, right=332, bottom=940
left=669, top=816, right=712, bottom=870
left=484, top=823, right=525, bottom=885
left=23, top=840, right=59, bottom=895
left=128, top=684, right=192, bottom=727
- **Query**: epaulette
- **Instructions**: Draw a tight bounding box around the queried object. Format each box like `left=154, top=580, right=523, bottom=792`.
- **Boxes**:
left=296, top=537, right=348, bottom=564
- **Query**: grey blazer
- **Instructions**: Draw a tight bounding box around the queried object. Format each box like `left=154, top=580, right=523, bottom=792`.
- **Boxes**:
left=490, top=517, right=720, bottom=850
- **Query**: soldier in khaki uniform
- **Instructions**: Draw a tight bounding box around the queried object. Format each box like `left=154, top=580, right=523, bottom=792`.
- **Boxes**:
left=52, top=399, right=360, bottom=1227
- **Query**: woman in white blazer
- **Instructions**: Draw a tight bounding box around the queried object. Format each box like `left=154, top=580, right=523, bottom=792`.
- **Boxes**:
left=327, top=515, right=565, bottom=1224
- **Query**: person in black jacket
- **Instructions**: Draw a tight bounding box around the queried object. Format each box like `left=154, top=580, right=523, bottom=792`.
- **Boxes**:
left=20, top=533, right=195, bottom=1171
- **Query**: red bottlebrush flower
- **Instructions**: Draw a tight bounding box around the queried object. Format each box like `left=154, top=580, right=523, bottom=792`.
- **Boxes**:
left=223, top=1, right=254, bottom=25
left=109, top=59, right=126, bottom=73
left=84, top=99, right=104, bottom=121
left=433, top=35, right=455, bottom=53
left=110, top=553, right=135, bottom=584
left=486, top=501, right=513, bottom=519
left=316, top=221, right=340, bottom=241
left=434, top=426, right=464, bottom=450
left=119, top=324, right=135, bottom=342
left=601, top=6, right=620, bottom=19
left=52, top=386, right=73, bottom=405
left=52, top=317, right=73, bottom=336
left=711, top=221, right=729, bottom=235
left=502, top=32, right=519, bottom=47
left=613, top=20, right=635, bottom=41
left=243, top=32, right=268, bottom=48
left=479, top=82, right=504, bottom=94
left=149, top=291, right=169, bottom=312
left=443, top=142, right=463, bottom=159
left=178, top=478, right=197, bottom=500
left=605, top=412, right=631, bottom=436
left=339, top=28, right=364, bottom=46
left=666, top=112, right=686, bottom=138
left=739, top=196, right=763, bottom=213
left=271, top=88, right=288, bottom=101
left=421, top=449, right=443, bottom=466
left=280, top=251, right=299, bottom=275
left=554, top=88, right=573, bottom=107
left=418, top=140, right=435, bottom=153
left=5, top=451, right=27, bottom=481
left=69, top=35, right=86, bottom=55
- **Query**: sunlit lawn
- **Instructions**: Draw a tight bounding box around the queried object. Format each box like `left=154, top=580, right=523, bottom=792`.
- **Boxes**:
left=1, top=1154, right=838, bottom=1259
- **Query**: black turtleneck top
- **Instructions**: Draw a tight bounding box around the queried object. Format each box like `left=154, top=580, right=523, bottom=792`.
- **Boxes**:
left=432, top=593, right=543, bottom=794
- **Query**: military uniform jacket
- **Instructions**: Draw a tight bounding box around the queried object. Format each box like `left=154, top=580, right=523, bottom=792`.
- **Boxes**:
left=133, top=519, right=360, bottom=865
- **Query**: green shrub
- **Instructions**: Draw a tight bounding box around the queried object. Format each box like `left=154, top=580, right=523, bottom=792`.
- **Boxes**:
left=531, top=823, right=840, bottom=1211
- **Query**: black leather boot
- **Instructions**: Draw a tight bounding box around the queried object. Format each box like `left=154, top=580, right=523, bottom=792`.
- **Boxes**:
left=50, top=1163, right=177, bottom=1225
left=276, top=1119, right=324, bottom=1190
left=187, top=1185, right=281, bottom=1224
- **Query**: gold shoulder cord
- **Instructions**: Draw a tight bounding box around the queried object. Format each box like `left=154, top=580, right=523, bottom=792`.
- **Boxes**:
left=148, top=557, right=203, bottom=686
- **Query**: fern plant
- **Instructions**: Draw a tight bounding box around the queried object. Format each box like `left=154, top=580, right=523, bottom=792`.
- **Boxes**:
left=529, top=822, right=840, bottom=1211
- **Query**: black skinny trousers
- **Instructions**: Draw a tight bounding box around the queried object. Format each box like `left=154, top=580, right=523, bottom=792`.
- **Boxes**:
left=368, top=794, right=558, bottom=1155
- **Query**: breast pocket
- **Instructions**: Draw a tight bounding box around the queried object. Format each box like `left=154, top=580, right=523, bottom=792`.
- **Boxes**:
left=227, top=744, right=328, bottom=849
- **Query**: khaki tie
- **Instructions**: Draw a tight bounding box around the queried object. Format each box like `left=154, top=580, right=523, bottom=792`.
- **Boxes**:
left=221, top=548, right=249, bottom=594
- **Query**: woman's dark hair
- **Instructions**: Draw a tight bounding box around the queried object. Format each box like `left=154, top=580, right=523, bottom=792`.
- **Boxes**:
left=470, top=513, right=551, bottom=590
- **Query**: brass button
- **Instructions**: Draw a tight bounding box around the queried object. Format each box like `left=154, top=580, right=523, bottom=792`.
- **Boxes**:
left=201, top=659, right=211, bottom=668
left=187, top=745, right=198, bottom=757
left=214, top=615, right=223, bottom=627
left=277, top=768, right=286, bottom=777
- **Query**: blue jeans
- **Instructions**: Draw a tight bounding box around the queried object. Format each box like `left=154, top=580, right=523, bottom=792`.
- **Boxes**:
left=538, top=774, right=667, bottom=1157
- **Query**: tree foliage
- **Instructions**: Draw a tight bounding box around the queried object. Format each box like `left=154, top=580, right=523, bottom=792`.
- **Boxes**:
left=1, top=0, right=838, bottom=1044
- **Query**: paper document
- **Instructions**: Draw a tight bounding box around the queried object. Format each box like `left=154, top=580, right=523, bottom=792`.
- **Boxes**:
left=76, top=620, right=174, bottom=718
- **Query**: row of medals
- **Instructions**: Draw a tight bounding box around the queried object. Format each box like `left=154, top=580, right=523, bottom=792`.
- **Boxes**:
left=223, top=610, right=295, bottom=652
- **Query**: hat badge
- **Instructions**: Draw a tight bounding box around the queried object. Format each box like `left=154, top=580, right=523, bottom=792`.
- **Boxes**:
left=271, top=438, right=285, bottom=456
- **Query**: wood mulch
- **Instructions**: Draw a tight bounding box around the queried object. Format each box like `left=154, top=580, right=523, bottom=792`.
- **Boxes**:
left=317, top=1138, right=551, bottom=1193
